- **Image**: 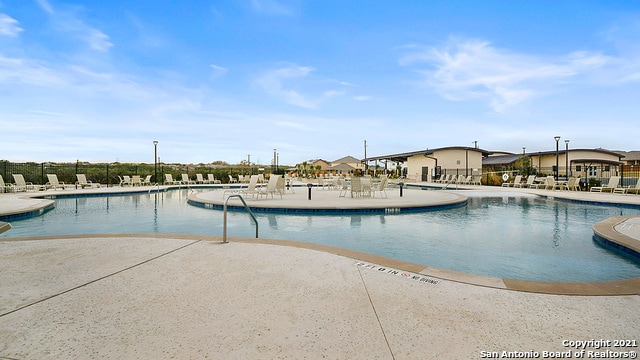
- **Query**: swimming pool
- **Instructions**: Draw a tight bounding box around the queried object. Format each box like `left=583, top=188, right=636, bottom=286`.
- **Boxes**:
left=2, top=189, right=640, bottom=282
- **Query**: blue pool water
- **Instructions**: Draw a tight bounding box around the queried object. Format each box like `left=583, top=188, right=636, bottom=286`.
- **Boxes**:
left=3, top=189, right=640, bottom=282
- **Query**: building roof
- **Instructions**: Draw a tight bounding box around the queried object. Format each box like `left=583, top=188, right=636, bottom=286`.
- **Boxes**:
left=366, top=146, right=491, bottom=162
left=332, top=155, right=361, bottom=164
left=613, top=150, right=640, bottom=161
left=483, top=154, right=521, bottom=165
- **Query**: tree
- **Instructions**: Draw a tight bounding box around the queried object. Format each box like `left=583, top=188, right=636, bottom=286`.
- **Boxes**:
left=515, top=155, right=532, bottom=176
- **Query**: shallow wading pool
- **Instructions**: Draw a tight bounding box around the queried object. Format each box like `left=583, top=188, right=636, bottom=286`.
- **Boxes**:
left=2, top=189, right=640, bottom=282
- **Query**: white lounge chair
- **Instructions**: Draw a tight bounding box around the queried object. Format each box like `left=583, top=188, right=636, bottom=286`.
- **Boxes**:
left=45, top=174, right=67, bottom=190
left=257, top=175, right=283, bottom=199
left=76, top=174, right=100, bottom=188
left=228, top=175, right=238, bottom=184
left=0, top=174, right=13, bottom=193
left=565, top=177, right=580, bottom=191
left=11, top=174, right=46, bottom=192
left=590, top=176, right=620, bottom=193
left=613, top=179, right=640, bottom=194
left=544, top=176, right=564, bottom=191
left=196, top=174, right=208, bottom=184
left=371, top=175, right=388, bottom=198
left=164, top=174, right=182, bottom=185
left=502, top=175, right=522, bottom=187
left=518, top=175, right=536, bottom=188
left=131, top=175, right=143, bottom=186
left=207, top=174, right=221, bottom=184
left=143, top=175, right=152, bottom=185
left=181, top=174, right=195, bottom=185
left=224, top=174, right=260, bottom=199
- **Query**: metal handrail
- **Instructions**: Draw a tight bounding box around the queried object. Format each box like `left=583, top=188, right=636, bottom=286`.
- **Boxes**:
left=223, top=194, right=258, bottom=243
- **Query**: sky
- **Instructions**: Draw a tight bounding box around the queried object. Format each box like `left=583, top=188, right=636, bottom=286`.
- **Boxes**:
left=1, top=1, right=639, bottom=165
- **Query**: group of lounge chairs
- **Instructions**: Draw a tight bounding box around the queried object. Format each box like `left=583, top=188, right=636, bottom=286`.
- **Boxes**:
left=164, top=173, right=222, bottom=186
left=0, top=174, right=101, bottom=192
left=223, top=174, right=285, bottom=200
left=499, top=174, right=640, bottom=194
left=434, top=174, right=482, bottom=186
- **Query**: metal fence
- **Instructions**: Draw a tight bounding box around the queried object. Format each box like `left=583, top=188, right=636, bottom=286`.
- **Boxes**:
left=0, top=161, right=277, bottom=187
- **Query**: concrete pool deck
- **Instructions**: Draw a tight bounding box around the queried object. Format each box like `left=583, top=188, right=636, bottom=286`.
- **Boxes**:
left=1, top=183, right=640, bottom=358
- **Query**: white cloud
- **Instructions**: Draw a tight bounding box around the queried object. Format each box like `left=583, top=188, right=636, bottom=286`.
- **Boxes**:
left=400, top=38, right=612, bottom=112
left=0, top=13, right=23, bottom=37
left=210, top=64, right=228, bottom=77
left=255, top=64, right=319, bottom=109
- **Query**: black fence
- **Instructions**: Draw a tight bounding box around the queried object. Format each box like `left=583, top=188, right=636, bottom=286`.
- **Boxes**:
left=0, top=161, right=281, bottom=187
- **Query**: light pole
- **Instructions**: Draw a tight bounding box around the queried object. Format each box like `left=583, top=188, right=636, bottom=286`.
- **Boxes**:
left=153, top=140, right=158, bottom=184
left=554, top=136, right=561, bottom=180
left=565, top=139, right=570, bottom=179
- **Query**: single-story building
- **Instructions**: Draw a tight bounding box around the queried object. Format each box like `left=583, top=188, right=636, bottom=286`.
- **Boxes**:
left=367, top=146, right=491, bottom=182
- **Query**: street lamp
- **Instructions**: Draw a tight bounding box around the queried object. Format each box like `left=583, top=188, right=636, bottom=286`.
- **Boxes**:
left=153, top=140, right=158, bottom=184
left=565, top=139, right=570, bottom=179
left=554, top=136, right=561, bottom=180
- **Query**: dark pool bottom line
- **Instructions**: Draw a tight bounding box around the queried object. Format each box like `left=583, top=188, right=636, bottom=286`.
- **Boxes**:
left=187, top=198, right=468, bottom=215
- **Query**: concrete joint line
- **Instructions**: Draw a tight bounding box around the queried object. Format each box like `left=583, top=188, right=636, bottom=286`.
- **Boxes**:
left=0, top=240, right=201, bottom=318
left=356, top=262, right=396, bottom=360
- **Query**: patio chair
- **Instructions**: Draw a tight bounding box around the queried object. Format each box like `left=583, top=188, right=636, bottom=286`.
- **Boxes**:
left=11, top=174, right=46, bottom=192
left=519, top=175, right=536, bottom=188
left=0, top=174, right=13, bottom=193
left=371, top=175, right=388, bottom=198
left=350, top=177, right=364, bottom=198
left=143, top=175, right=152, bottom=185
left=224, top=174, right=260, bottom=199
left=196, top=174, right=209, bottom=184
left=590, top=176, right=620, bottom=193
left=257, top=175, right=283, bottom=199
left=613, top=179, right=640, bottom=194
left=565, top=177, right=580, bottom=191
left=544, top=176, right=564, bottom=191
left=76, top=174, right=100, bottom=188
left=228, top=175, right=238, bottom=184
left=502, top=175, right=522, bottom=187
left=132, top=175, right=143, bottom=186
left=434, top=174, right=446, bottom=183
left=45, top=174, right=67, bottom=190
left=164, top=174, right=182, bottom=185
left=471, top=175, right=482, bottom=185
left=181, top=174, right=195, bottom=185
left=207, top=174, right=221, bottom=184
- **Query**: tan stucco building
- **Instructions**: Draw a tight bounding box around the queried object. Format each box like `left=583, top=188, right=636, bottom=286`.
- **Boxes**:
left=367, top=146, right=490, bottom=182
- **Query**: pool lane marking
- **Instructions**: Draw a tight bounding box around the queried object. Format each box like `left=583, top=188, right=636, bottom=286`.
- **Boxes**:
left=355, top=262, right=440, bottom=285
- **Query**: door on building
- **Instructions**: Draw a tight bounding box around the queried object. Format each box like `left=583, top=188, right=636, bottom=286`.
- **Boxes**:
left=421, top=167, right=429, bottom=182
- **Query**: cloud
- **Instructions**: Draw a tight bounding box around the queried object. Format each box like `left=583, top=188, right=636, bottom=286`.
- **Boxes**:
left=0, top=13, right=23, bottom=37
left=400, top=38, right=611, bottom=112
left=255, top=64, right=322, bottom=109
left=210, top=64, right=228, bottom=77
left=36, top=0, right=113, bottom=52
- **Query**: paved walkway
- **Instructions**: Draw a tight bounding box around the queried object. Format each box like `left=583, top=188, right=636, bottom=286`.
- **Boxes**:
left=1, top=184, right=639, bottom=359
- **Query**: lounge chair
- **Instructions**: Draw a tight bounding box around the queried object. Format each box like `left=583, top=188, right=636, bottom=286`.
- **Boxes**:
left=143, top=175, right=152, bottom=185
left=471, top=175, right=482, bottom=185
left=502, top=175, right=522, bottom=187
left=76, top=174, right=100, bottom=188
left=196, top=174, right=208, bottom=184
left=11, top=174, right=46, bottom=192
left=228, top=175, right=238, bottom=184
left=434, top=174, right=446, bottom=183
left=207, top=174, right=221, bottom=184
left=565, top=177, right=580, bottom=191
left=613, top=179, right=640, bottom=194
left=132, top=175, right=143, bottom=186
left=371, top=175, right=388, bottom=198
left=518, top=175, right=536, bottom=188
left=544, top=176, right=564, bottom=191
left=181, top=174, right=195, bottom=185
left=257, top=175, right=283, bottom=199
left=224, top=174, right=260, bottom=199
left=45, top=174, right=67, bottom=190
left=164, top=174, right=182, bottom=185
left=0, top=174, right=13, bottom=193
left=590, top=176, right=620, bottom=193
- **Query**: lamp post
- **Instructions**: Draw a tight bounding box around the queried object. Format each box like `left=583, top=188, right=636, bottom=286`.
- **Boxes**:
left=153, top=140, right=158, bottom=184
left=565, top=139, right=570, bottom=180
left=554, top=136, right=561, bottom=180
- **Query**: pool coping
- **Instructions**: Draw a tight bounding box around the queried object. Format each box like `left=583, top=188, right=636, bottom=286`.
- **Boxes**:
left=1, top=233, right=639, bottom=296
